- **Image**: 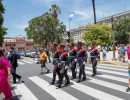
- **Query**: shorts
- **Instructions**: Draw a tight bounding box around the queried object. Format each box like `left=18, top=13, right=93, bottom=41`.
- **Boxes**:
left=41, top=60, right=46, bottom=68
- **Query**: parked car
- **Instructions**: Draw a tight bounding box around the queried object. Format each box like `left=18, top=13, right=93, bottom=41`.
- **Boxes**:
left=30, top=49, right=38, bottom=58
left=24, top=50, right=31, bottom=57
left=20, top=51, right=25, bottom=56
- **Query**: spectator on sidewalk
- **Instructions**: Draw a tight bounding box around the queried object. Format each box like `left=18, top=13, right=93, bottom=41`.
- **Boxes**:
left=118, top=44, right=122, bottom=61
left=126, top=44, right=130, bottom=92
left=9, top=47, right=21, bottom=84
left=120, top=44, right=126, bottom=62
left=0, top=50, right=13, bottom=100
left=39, top=48, right=50, bottom=74
left=102, top=47, right=107, bottom=61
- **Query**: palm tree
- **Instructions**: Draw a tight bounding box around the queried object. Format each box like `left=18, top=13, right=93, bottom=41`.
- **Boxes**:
left=49, top=4, right=61, bottom=20
left=92, top=0, right=96, bottom=24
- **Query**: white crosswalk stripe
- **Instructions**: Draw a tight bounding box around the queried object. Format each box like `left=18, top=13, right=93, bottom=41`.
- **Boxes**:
left=99, top=64, right=128, bottom=69
left=12, top=83, right=38, bottom=100
left=17, top=61, right=25, bottom=65
left=45, top=73, right=125, bottom=100
left=8, top=64, right=130, bottom=100
left=97, top=65, right=127, bottom=72
left=86, top=67, right=128, bottom=76
left=29, top=76, right=79, bottom=100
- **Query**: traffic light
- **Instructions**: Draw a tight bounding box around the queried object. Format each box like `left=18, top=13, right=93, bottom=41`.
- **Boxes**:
left=67, top=31, right=70, bottom=37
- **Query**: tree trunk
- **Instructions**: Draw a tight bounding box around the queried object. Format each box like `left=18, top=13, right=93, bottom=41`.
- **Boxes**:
left=92, top=0, right=96, bottom=24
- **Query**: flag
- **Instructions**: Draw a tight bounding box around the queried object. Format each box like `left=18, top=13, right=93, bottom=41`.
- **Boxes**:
left=69, top=11, right=74, bottom=21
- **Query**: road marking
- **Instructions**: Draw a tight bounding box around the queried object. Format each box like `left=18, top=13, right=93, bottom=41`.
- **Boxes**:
left=12, top=83, right=38, bottom=100
left=29, top=76, right=79, bottom=100
left=18, top=61, right=25, bottom=65
left=86, top=70, right=128, bottom=83
left=22, top=60, right=33, bottom=64
left=86, top=67, right=128, bottom=76
left=68, top=71, right=130, bottom=95
left=98, top=64, right=128, bottom=69
left=94, top=65, right=127, bottom=72
left=45, top=73, right=124, bottom=100
left=27, top=59, right=37, bottom=62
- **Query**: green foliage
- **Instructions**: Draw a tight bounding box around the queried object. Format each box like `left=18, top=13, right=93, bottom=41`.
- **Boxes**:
left=0, top=0, right=7, bottom=46
left=25, top=4, right=66, bottom=48
left=82, top=24, right=112, bottom=46
left=115, top=18, right=130, bottom=44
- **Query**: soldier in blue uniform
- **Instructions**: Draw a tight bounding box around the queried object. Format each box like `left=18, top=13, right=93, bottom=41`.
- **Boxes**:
left=90, top=43, right=99, bottom=77
left=68, top=43, right=77, bottom=79
left=76, top=42, right=87, bottom=83
left=58, top=44, right=70, bottom=88
left=50, top=43, right=61, bottom=85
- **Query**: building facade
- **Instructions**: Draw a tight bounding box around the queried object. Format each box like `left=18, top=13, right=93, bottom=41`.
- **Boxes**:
left=2, top=35, right=34, bottom=52
left=69, top=25, right=88, bottom=43
left=97, top=10, right=130, bottom=24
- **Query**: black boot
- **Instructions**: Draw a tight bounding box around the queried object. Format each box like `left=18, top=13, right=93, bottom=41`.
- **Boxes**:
left=50, top=74, right=56, bottom=85
left=76, top=79, right=81, bottom=83
left=65, top=74, right=70, bottom=86
left=82, top=77, right=86, bottom=81
left=58, top=74, right=63, bottom=88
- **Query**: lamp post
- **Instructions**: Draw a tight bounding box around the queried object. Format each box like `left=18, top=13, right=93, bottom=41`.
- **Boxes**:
left=92, top=0, right=96, bottom=24
left=111, top=16, right=117, bottom=60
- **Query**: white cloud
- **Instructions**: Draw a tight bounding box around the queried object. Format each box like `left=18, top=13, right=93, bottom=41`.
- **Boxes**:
left=14, top=23, right=28, bottom=30
left=13, top=16, right=30, bottom=30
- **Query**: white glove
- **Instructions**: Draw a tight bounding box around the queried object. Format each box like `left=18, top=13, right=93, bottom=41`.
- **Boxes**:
left=83, top=62, right=86, bottom=65
left=75, top=59, right=77, bottom=62
left=96, top=58, right=99, bottom=61
left=65, top=66, right=69, bottom=69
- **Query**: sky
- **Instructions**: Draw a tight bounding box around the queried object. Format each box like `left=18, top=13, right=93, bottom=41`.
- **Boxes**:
left=3, top=0, right=130, bottom=37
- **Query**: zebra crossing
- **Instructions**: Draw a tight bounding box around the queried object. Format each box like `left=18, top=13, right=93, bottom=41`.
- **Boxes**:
left=6, top=64, right=130, bottom=100
left=17, top=59, right=37, bottom=65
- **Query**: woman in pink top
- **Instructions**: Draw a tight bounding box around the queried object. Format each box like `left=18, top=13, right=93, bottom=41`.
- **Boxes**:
left=126, top=44, right=130, bottom=92
left=0, top=50, right=13, bottom=100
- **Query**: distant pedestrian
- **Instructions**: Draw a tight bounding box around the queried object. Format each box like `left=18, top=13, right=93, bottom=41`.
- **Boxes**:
left=0, top=50, right=13, bottom=100
left=120, top=44, right=126, bottom=62
left=102, top=47, right=107, bottom=61
left=45, top=49, right=51, bottom=63
left=118, top=44, right=122, bottom=61
left=39, top=48, right=50, bottom=74
left=126, top=44, right=130, bottom=92
left=9, top=47, right=21, bottom=84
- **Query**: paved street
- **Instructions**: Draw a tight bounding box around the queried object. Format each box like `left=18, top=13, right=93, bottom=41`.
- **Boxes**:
left=0, top=57, right=130, bottom=100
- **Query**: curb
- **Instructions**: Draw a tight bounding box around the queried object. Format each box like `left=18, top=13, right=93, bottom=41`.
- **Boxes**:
left=98, top=61, right=127, bottom=66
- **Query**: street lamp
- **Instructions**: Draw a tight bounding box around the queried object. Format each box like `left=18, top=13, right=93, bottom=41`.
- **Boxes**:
left=111, top=16, right=117, bottom=60
left=92, top=0, right=96, bottom=24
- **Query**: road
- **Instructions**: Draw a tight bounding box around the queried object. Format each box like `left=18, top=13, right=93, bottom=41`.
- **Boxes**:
left=0, top=57, right=130, bottom=100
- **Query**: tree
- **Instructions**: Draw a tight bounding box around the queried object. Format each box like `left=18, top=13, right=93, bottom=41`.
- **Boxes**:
left=92, top=0, right=96, bottom=24
left=0, top=0, right=7, bottom=46
left=49, top=4, right=61, bottom=20
left=25, top=4, right=66, bottom=48
left=82, top=24, right=112, bottom=46
left=115, top=18, right=130, bottom=44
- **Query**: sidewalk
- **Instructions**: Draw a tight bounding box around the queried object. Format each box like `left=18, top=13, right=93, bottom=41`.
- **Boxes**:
left=99, top=51, right=128, bottom=66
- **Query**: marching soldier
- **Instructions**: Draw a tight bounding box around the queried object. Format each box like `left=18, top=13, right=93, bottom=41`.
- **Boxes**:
left=50, top=43, right=61, bottom=85
left=68, top=42, right=77, bottom=79
left=58, top=44, right=70, bottom=88
left=76, top=42, right=87, bottom=83
left=90, top=43, right=99, bottom=77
